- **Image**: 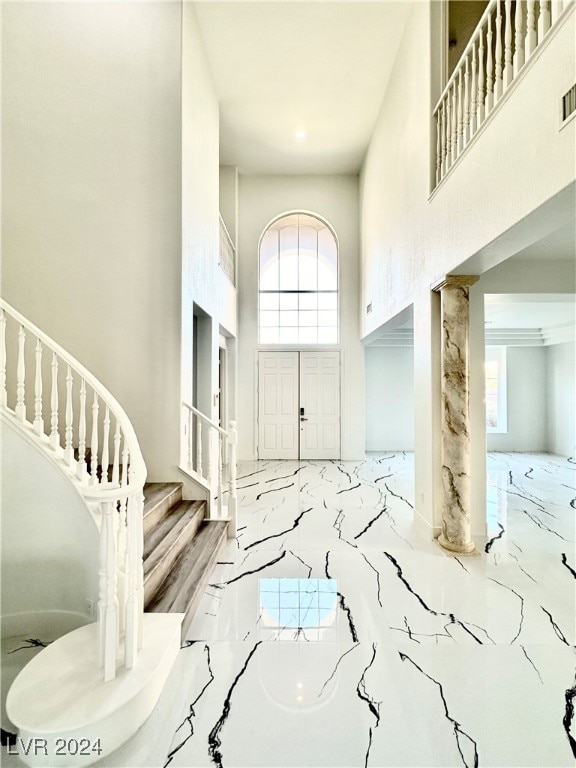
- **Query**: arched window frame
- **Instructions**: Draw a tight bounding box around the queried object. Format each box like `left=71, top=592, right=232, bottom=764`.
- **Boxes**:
left=258, top=211, right=339, bottom=346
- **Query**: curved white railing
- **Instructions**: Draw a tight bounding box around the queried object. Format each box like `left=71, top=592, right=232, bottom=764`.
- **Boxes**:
left=434, top=0, right=574, bottom=186
left=219, top=213, right=236, bottom=286
left=181, top=402, right=237, bottom=537
left=0, top=299, right=146, bottom=682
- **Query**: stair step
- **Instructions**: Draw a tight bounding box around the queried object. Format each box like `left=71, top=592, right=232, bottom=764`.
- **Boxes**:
left=146, top=521, right=228, bottom=637
left=143, top=500, right=206, bottom=604
left=143, top=482, right=182, bottom=536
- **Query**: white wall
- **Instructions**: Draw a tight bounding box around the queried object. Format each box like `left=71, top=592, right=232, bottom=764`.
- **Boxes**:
left=1, top=2, right=183, bottom=481
left=1, top=420, right=99, bottom=618
left=546, top=342, right=576, bottom=457
left=365, top=346, right=414, bottom=451
left=237, top=175, right=364, bottom=461
left=487, top=347, right=548, bottom=452
left=360, top=2, right=575, bottom=336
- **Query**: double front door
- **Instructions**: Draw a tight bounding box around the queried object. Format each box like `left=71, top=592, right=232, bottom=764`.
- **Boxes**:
left=258, top=351, right=340, bottom=460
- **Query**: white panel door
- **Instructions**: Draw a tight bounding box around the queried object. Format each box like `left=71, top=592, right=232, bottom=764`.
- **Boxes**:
left=258, top=352, right=299, bottom=459
left=299, top=351, right=341, bottom=459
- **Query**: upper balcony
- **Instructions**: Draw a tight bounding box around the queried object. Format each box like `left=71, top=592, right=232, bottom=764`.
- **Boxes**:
left=433, top=0, right=575, bottom=189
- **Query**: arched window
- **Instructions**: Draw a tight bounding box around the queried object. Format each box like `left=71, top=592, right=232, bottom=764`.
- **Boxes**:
left=259, top=212, right=338, bottom=344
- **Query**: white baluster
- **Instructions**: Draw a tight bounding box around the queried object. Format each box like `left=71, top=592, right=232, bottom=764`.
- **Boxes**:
left=91, top=391, right=100, bottom=484
left=206, top=425, right=214, bottom=486
left=457, top=67, right=464, bottom=155
left=445, top=96, right=452, bottom=171
left=77, top=379, right=87, bottom=479
left=33, top=339, right=44, bottom=435
left=50, top=352, right=60, bottom=449
left=227, top=421, right=238, bottom=539
left=463, top=54, right=470, bottom=146
left=116, top=496, right=128, bottom=636
left=504, top=0, right=513, bottom=88
left=514, top=0, right=525, bottom=75
left=217, top=434, right=224, bottom=518
left=196, top=417, right=203, bottom=476
left=122, top=441, right=130, bottom=488
left=539, top=0, right=551, bottom=36
left=15, top=325, right=26, bottom=422
left=112, top=420, right=121, bottom=485
left=99, top=500, right=118, bottom=682
left=486, top=14, right=494, bottom=113
left=470, top=41, right=478, bottom=136
left=450, top=84, right=457, bottom=164
left=188, top=409, right=193, bottom=470
left=477, top=25, right=486, bottom=127
left=435, top=109, right=442, bottom=185
left=525, top=0, right=537, bottom=56
left=0, top=310, right=6, bottom=407
left=441, top=100, right=447, bottom=179
left=495, top=0, right=504, bottom=100
left=65, top=366, right=74, bottom=464
left=102, top=406, right=110, bottom=483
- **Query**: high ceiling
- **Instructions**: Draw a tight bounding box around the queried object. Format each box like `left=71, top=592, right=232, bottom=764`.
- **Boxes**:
left=194, top=2, right=414, bottom=175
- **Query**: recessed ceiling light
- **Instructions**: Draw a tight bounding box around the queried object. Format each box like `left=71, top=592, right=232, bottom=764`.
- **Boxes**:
left=295, top=128, right=307, bottom=142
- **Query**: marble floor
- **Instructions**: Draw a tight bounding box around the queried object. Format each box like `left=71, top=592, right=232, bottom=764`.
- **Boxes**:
left=2, top=452, right=576, bottom=768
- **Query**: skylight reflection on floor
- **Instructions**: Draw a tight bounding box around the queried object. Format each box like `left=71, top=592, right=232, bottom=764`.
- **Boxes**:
left=259, top=578, right=338, bottom=642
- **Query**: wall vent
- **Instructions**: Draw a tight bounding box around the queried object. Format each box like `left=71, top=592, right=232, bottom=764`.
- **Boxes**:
left=366, top=302, right=372, bottom=314
left=562, top=85, right=576, bottom=122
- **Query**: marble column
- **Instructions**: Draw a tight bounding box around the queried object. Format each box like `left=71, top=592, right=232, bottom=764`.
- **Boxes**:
left=433, top=275, right=479, bottom=554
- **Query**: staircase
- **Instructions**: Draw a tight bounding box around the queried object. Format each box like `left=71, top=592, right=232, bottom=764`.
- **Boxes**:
left=143, top=483, right=228, bottom=637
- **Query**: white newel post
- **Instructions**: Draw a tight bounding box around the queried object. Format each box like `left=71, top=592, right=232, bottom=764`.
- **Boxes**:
left=99, top=500, right=118, bottom=682
left=227, top=420, right=238, bottom=538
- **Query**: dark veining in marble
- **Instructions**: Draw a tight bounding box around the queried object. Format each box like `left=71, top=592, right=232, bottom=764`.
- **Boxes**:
left=354, top=506, right=388, bottom=540
left=508, top=470, right=513, bottom=484
left=400, top=652, right=479, bottom=768
left=508, top=552, right=538, bottom=583
left=207, top=641, right=262, bottom=768
left=488, top=577, right=524, bottom=643
left=337, top=482, right=361, bottom=495
left=561, top=553, right=576, bottom=580
left=325, top=551, right=359, bottom=642
left=211, top=551, right=287, bottom=587
left=570, top=497, right=576, bottom=510
left=541, top=606, right=570, bottom=646
left=524, top=467, right=534, bottom=478
left=384, top=482, right=414, bottom=509
left=522, top=509, right=570, bottom=541
left=264, top=466, right=306, bottom=483
left=356, top=643, right=381, bottom=768
left=374, top=474, right=393, bottom=483
left=165, top=645, right=215, bottom=767
left=1, top=729, right=17, bottom=748
left=484, top=523, right=505, bottom=554
left=7, top=637, right=49, bottom=653
left=567, top=457, right=576, bottom=465
left=317, top=644, right=360, bottom=698
left=255, top=482, right=294, bottom=501
left=454, top=558, right=470, bottom=573
left=237, top=468, right=268, bottom=481
left=289, top=549, right=313, bottom=578
left=332, top=462, right=352, bottom=484
left=236, top=482, right=260, bottom=491
left=384, top=551, right=490, bottom=644
left=508, top=487, right=558, bottom=519
left=244, top=508, right=311, bottom=550
left=520, top=646, right=544, bottom=685
left=359, top=551, right=383, bottom=608
left=563, top=678, right=576, bottom=758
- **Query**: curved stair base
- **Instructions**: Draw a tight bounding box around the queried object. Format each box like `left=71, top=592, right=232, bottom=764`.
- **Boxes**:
left=6, top=613, right=183, bottom=767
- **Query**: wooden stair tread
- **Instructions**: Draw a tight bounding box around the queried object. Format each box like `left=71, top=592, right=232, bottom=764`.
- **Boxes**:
left=143, top=482, right=183, bottom=535
left=146, top=522, right=228, bottom=615
left=143, top=500, right=205, bottom=571
left=143, top=482, right=182, bottom=514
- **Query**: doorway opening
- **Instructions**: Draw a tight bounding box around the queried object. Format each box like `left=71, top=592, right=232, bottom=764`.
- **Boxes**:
left=257, top=351, right=341, bottom=460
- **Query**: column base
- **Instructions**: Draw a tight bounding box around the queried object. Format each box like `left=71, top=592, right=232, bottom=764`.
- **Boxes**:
left=438, top=532, right=475, bottom=554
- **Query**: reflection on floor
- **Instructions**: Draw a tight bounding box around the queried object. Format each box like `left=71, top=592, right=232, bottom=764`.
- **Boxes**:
left=3, top=452, right=576, bottom=768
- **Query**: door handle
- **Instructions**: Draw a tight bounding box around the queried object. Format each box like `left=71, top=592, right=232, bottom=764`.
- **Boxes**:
left=300, top=417, right=308, bottom=422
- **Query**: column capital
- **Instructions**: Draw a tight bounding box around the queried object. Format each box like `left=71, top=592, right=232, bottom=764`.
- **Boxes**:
left=431, top=275, right=480, bottom=292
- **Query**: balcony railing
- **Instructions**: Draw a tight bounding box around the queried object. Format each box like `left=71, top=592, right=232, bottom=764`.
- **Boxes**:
left=219, top=214, right=236, bottom=286
left=434, top=0, right=573, bottom=187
